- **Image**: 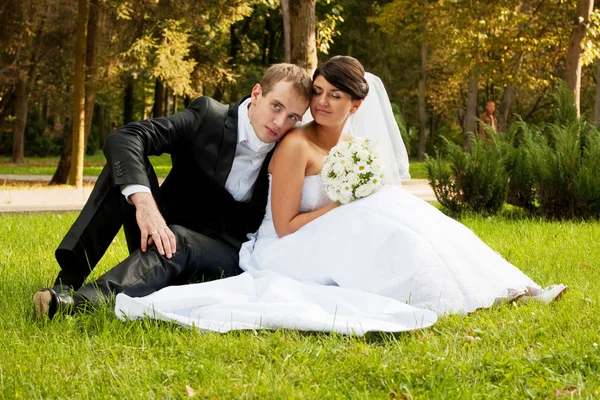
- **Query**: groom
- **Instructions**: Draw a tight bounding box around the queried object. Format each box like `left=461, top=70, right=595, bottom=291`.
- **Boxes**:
left=33, top=63, right=312, bottom=318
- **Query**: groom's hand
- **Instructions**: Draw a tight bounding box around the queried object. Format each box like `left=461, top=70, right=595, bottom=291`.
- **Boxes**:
left=130, top=192, right=176, bottom=258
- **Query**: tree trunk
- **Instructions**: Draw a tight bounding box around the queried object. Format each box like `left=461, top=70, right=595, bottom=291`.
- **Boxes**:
left=281, top=0, right=291, bottom=63
left=153, top=79, right=165, bottom=118
left=262, top=16, right=271, bottom=66
left=595, top=61, right=600, bottom=126
left=83, top=0, right=102, bottom=152
left=498, top=52, right=524, bottom=133
left=163, top=86, right=169, bottom=116
left=565, top=0, right=594, bottom=117
left=67, top=0, right=89, bottom=188
left=97, top=104, right=108, bottom=148
left=11, top=79, right=29, bottom=164
left=53, top=0, right=100, bottom=184
left=416, top=10, right=428, bottom=162
left=288, top=0, right=317, bottom=74
left=463, top=77, right=478, bottom=150
left=123, top=73, right=134, bottom=124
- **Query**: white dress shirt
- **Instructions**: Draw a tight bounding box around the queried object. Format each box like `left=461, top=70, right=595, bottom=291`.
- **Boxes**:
left=121, top=98, right=275, bottom=203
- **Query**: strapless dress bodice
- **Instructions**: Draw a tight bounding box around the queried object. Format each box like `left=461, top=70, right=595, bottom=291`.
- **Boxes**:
left=256, top=174, right=333, bottom=239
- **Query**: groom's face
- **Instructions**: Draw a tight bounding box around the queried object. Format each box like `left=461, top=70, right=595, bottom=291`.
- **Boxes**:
left=248, top=80, right=309, bottom=143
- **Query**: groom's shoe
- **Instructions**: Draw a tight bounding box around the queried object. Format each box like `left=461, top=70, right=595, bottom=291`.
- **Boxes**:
left=33, top=288, right=75, bottom=319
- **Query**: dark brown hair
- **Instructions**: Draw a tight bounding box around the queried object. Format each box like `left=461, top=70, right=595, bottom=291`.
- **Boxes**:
left=260, top=63, right=313, bottom=101
left=313, top=56, right=369, bottom=100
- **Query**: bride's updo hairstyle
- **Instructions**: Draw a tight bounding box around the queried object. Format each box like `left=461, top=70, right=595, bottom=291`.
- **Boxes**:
left=313, top=56, right=369, bottom=100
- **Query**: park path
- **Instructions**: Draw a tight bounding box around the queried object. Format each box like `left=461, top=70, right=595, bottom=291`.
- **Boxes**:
left=0, top=174, right=436, bottom=213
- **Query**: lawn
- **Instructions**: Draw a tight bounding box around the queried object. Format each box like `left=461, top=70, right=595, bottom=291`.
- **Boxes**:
left=0, top=154, right=430, bottom=180
left=0, top=211, right=598, bottom=398
left=0, top=154, right=173, bottom=179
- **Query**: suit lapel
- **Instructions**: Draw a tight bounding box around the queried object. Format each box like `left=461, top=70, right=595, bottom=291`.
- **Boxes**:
left=214, top=95, right=250, bottom=187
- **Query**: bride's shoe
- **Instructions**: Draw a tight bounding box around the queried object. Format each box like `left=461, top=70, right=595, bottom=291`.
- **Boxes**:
left=493, top=288, right=527, bottom=306
left=520, top=284, right=568, bottom=304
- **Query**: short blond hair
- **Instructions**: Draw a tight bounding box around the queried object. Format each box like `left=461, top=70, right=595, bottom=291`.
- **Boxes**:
left=260, top=64, right=313, bottom=101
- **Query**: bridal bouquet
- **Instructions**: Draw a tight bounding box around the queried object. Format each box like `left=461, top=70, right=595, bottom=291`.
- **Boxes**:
left=321, top=138, right=386, bottom=204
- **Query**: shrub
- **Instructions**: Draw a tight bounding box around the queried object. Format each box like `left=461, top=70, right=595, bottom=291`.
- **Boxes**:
left=520, top=85, right=600, bottom=219
left=426, top=133, right=508, bottom=216
left=503, top=121, right=537, bottom=212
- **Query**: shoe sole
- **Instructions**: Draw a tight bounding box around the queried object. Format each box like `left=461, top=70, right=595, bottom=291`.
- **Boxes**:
left=33, top=291, right=52, bottom=318
left=553, top=285, right=568, bottom=302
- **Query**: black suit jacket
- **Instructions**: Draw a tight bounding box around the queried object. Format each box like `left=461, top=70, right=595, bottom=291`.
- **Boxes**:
left=103, top=95, right=271, bottom=249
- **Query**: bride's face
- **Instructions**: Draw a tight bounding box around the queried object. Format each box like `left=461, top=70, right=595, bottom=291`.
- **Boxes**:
left=310, top=75, right=359, bottom=127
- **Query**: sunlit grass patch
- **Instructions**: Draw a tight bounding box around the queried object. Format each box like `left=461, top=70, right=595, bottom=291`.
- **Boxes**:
left=0, top=212, right=598, bottom=397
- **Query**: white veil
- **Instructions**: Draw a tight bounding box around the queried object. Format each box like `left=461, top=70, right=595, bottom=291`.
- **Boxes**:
left=303, top=72, right=411, bottom=185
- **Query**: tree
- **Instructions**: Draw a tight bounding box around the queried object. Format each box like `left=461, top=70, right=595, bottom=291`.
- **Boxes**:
left=8, top=0, right=47, bottom=163
left=67, top=0, right=89, bottom=188
left=566, top=0, right=595, bottom=116
left=374, top=0, right=430, bottom=159
left=287, top=0, right=317, bottom=73
left=52, top=0, right=103, bottom=184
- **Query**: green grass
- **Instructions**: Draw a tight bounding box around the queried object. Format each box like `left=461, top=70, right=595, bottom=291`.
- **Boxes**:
left=408, top=161, right=428, bottom=180
left=0, top=155, right=429, bottom=181
left=1, top=212, right=599, bottom=397
left=0, top=154, right=173, bottom=178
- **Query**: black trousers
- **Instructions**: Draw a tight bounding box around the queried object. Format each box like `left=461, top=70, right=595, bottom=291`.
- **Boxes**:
left=75, top=224, right=240, bottom=306
left=54, top=161, right=160, bottom=289
left=53, top=161, right=241, bottom=302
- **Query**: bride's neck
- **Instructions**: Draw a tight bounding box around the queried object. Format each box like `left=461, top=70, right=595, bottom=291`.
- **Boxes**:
left=314, top=122, right=345, bottom=151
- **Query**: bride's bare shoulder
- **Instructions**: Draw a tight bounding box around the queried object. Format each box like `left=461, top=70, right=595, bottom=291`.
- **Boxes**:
left=277, top=123, right=314, bottom=149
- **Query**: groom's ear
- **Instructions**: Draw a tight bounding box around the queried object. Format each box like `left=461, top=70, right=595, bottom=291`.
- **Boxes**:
left=250, top=84, right=262, bottom=104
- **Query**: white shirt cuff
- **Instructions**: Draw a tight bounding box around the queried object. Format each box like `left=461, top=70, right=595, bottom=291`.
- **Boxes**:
left=121, top=184, right=151, bottom=204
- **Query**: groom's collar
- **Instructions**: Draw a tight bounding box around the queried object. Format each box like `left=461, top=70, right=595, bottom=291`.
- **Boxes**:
left=237, top=97, right=276, bottom=154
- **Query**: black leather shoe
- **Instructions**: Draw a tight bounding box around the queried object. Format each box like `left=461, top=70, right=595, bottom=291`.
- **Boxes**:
left=52, top=283, right=73, bottom=295
left=33, top=288, right=75, bottom=319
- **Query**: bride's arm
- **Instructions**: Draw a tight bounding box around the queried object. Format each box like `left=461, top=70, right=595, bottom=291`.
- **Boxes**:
left=269, top=132, right=337, bottom=238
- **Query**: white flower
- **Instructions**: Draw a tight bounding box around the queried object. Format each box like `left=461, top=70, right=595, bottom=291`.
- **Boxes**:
left=370, top=162, right=383, bottom=176
left=322, top=138, right=385, bottom=204
left=356, top=148, right=370, bottom=161
left=339, top=146, right=353, bottom=159
left=354, top=161, right=369, bottom=175
left=346, top=172, right=360, bottom=185
left=338, top=194, right=352, bottom=205
left=336, top=141, right=351, bottom=152
left=341, top=182, right=352, bottom=194
left=333, top=162, right=346, bottom=176
left=356, top=184, right=376, bottom=198
left=327, top=188, right=339, bottom=202
left=370, top=175, right=384, bottom=186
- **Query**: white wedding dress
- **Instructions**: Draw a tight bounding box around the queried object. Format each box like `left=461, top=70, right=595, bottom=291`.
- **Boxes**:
left=115, top=174, right=543, bottom=334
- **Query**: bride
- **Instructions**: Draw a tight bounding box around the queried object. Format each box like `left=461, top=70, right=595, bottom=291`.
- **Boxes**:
left=116, top=56, right=566, bottom=334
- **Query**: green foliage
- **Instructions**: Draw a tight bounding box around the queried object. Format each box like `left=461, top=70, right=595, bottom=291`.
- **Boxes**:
left=503, top=122, right=536, bottom=211
left=316, top=0, right=344, bottom=55
left=22, top=109, right=64, bottom=157
left=391, top=102, right=414, bottom=157
left=426, top=134, right=508, bottom=216
left=427, top=122, right=463, bottom=155
left=430, top=84, right=600, bottom=220
left=519, top=87, right=600, bottom=219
